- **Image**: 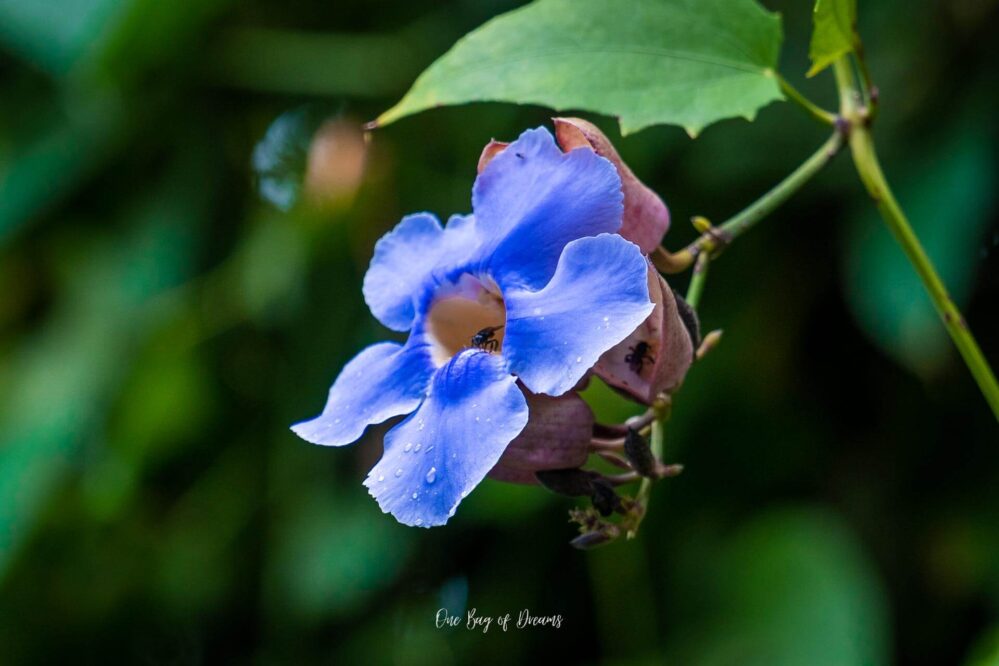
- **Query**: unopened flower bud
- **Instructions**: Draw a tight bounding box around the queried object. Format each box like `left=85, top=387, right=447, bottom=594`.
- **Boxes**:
left=623, top=428, right=657, bottom=477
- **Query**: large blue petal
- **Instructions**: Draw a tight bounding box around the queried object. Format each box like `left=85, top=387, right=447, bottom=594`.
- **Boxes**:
left=472, top=127, right=623, bottom=290
left=362, top=213, right=444, bottom=331
left=363, top=349, right=528, bottom=527
left=291, top=336, right=435, bottom=446
left=363, top=214, right=482, bottom=332
left=503, top=234, right=653, bottom=396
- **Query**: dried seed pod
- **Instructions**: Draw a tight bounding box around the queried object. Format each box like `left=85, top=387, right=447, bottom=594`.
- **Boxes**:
left=590, top=477, right=623, bottom=517
left=672, top=287, right=701, bottom=351
left=536, top=468, right=596, bottom=497
left=623, top=428, right=658, bottom=477
left=570, top=529, right=618, bottom=550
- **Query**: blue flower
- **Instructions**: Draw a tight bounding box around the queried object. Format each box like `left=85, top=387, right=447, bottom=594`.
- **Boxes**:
left=292, top=127, right=653, bottom=527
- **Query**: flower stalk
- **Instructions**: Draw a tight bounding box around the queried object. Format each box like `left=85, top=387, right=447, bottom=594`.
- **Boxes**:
left=654, top=129, right=846, bottom=274
left=685, top=251, right=710, bottom=310
left=776, top=72, right=837, bottom=126
left=625, top=394, right=671, bottom=539
left=834, top=58, right=999, bottom=421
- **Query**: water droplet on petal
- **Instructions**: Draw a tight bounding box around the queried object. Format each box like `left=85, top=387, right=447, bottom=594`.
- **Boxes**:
left=414, top=443, right=422, bottom=452
left=426, top=467, right=437, bottom=484
left=426, top=446, right=434, bottom=453
left=576, top=356, right=582, bottom=363
left=377, top=474, right=384, bottom=482
left=334, top=418, right=341, bottom=424
left=395, top=468, right=403, bottom=477
left=412, top=492, right=418, bottom=500
left=404, top=442, right=413, bottom=452
left=603, top=316, right=609, bottom=322
left=415, top=518, right=423, bottom=526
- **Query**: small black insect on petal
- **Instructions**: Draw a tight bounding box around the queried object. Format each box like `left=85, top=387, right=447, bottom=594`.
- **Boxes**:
left=624, top=341, right=655, bottom=374
left=470, top=325, right=503, bottom=353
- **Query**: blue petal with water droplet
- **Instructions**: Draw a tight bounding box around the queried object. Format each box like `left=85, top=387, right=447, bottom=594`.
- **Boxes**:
left=291, top=335, right=435, bottom=446
left=503, top=234, right=653, bottom=396
left=363, top=349, right=528, bottom=527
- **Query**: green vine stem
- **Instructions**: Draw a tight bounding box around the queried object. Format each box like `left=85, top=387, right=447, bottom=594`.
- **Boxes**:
left=685, top=252, right=710, bottom=310
left=654, top=129, right=846, bottom=274
left=626, top=397, right=670, bottom=540
left=834, top=58, right=999, bottom=421
left=776, top=72, right=837, bottom=126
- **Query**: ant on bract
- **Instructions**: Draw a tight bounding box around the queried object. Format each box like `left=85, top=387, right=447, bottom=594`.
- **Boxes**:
left=625, top=341, right=654, bottom=373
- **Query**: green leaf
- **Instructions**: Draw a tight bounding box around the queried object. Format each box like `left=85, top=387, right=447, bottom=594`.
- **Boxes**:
left=375, top=0, right=784, bottom=137
left=807, top=0, right=857, bottom=77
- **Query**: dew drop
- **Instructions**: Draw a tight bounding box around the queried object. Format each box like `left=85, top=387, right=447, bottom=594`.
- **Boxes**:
left=415, top=518, right=423, bottom=526
left=576, top=356, right=582, bottom=363
left=395, top=468, right=403, bottom=478
left=425, top=467, right=437, bottom=484
left=377, top=474, right=384, bottom=482
left=475, top=416, right=480, bottom=422
left=414, top=443, right=422, bottom=452
left=412, top=492, right=419, bottom=500
left=426, top=446, right=434, bottom=453
left=460, top=490, right=468, bottom=498
left=404, top=442, right=413, bottom=452
left=334, top=418, right=341, bottom=424
left=603, top=316, right=609, bottom=322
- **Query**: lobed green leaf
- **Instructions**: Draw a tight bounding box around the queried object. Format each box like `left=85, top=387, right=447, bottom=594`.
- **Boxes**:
left=807, top=0, right=857, bottom=77
left=375, top=0, right=784, bottom=137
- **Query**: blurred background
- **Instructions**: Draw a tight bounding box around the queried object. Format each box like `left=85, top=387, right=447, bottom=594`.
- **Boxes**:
left=1, top=0, right=998, bottom=663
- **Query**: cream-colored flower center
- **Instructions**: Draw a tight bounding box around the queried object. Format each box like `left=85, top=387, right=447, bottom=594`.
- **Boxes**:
left=425, top=274, right=506, bottom=367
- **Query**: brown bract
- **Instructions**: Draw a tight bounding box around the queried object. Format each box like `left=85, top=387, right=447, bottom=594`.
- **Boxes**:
left=594, top=264, right=694, bottom=404
left=489, top=390, right=594, bottom=484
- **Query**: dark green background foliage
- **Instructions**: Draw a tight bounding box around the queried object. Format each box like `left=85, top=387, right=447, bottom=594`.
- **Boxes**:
left=0, top=0, right=997, bottom=663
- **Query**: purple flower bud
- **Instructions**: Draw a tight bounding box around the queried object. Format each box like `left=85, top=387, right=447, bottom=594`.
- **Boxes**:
left=489, top=390, right=593, bottom=484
